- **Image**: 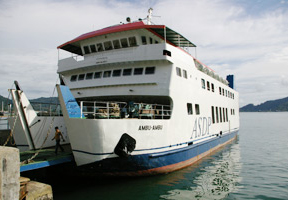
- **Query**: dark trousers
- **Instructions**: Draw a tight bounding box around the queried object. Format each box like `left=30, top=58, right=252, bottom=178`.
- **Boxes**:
left=55, top=140, right=64, bottom=154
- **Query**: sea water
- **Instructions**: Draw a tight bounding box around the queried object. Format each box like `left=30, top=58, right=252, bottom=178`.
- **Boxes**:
left=26, top=112, right=288, bottom=200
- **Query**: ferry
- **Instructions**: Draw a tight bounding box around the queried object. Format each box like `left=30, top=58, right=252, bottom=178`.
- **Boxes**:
left=8, top=81, right=69, bottom=151
left=56, top=9, right=239, bottom=176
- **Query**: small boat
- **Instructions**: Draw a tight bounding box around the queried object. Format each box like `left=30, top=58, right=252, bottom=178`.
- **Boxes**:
left=8, top=81, right=69, bottom=152
left=56, top=8, right=239, bottom=176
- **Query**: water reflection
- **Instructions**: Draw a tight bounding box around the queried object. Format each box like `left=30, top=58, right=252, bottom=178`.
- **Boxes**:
left=160, top=138, right=242, bottom=200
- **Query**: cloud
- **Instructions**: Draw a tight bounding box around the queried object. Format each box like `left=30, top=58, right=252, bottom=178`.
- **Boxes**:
left=281, top=75, right=288, bottom=86
left=0, top=0, right=288, bottom=107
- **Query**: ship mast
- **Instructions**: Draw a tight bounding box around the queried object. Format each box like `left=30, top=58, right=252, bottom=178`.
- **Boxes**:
left=147, top=8, right=153, bottom=25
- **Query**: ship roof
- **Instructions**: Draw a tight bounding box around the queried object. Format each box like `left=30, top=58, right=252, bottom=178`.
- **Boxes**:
left=57, top=21, right=196, bottom=55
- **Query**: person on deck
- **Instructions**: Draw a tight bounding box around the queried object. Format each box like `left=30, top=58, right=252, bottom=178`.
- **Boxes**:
left=52, top=127, right=65, bottom=155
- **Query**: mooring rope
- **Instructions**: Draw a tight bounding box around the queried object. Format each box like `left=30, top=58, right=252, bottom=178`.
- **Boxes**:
left=2, top=112, right=18, bottom=146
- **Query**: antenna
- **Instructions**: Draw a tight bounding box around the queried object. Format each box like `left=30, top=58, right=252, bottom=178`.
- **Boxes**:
left=147, top=8, right=153, bottom=25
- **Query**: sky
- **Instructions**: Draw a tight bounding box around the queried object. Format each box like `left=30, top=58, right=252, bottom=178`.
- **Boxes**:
left=0, top=0, right=288, bottom=107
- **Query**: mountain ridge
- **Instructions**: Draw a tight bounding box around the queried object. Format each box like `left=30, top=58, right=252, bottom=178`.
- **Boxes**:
left=240, top=96, right=288, bottom=112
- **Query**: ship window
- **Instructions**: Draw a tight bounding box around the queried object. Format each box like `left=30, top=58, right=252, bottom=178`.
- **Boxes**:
left=223, top=107, right=225, bottom=122
left=211, top=83, right=214, bottom=92
left=104, top=41, right=113, bottom=50
left=176, top=67, right=182, bottom=77
left=187, top=103, right=193, bottom=115
left=112, top=69, right=121, bottom=77
left=103, top=70, right=111, bottom=78
left=211, top=106, right=215, bottom=124
left=86, top=72, right=93, bottom=80
left=145, top=66, right=155, bottom=75
left=219, top=87, right=222, bottom=95
left=120, top=38, right=128, bottom=48
left=70, top=75, right=77, bottom=82
left=113, top=40, right=121, bottom=49
left=219, top=107, right=222, bottom=123
left=195, top=104, right=200, bottom=115
left=216, top=107, right=219, bottom=123
left=183, top=70, right=187, bottom=79
left=90, top=45, right=97, bottom=53
left=94, top=72, right=102, bottom=79
left=201, top=79, right=205, bottom=89
left=155, top=40, right=159, bottom=44
left=129, top=36, right=137, bottom=47
left=83, top=46, right=90, bottom=54
left=134, top=68, right=143, bottom=75
left=97, top=43, right=104, bottom=52
left=123, top=68, right=132, bottom=76
left=141, top=36, right=147, bottom=45
left=226, top=108, right=228, bottom=121
left=222, top=88, right=224, bottom=96
left=78, top=74, right=85, bottom=81
left=207, top=81, right=210, bottom=91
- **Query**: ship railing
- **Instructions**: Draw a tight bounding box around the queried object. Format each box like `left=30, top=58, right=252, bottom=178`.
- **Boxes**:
left=80, top=101, right=172, bottom=120
left=30, top=102, right=63, bottom=117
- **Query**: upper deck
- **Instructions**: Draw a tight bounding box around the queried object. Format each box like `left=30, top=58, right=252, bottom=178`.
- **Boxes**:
left=57, top=19, right=234, bottom=102
left=57, top=21, right=197, bottom=74
left=58, top=21, right=196, bottom=56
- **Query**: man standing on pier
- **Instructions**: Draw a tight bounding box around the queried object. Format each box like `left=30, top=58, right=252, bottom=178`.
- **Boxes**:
left=52, top=127, right=65, bottom=155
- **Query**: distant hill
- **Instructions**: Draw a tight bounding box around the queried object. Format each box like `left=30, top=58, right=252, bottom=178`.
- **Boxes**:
left=0, top=95, right=59, bottom=111
left=240, top=97, right=288, bottom=112
left=30, top=97, right=59, bottom=104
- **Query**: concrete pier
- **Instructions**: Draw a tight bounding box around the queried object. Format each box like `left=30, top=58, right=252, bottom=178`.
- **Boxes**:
left=0, top=146, right=20, bottom=200
left=0, top=146, right=53, bottom=200
left=25, top=180, right=53, bottom=200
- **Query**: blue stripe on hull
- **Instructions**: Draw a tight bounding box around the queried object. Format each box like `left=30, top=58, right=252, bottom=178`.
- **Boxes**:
left=80, top=130, right=238, bottom=176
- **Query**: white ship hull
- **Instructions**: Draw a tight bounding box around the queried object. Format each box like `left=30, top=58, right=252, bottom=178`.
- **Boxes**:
left=56, top=17, right=239, bottom=175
